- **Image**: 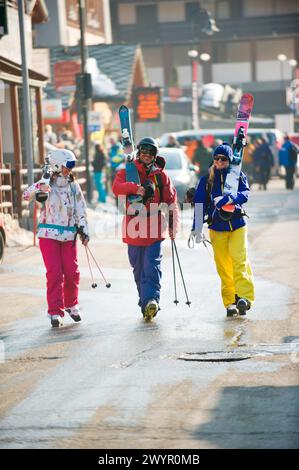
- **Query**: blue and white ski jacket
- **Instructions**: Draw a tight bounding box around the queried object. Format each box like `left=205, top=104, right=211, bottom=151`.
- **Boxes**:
left=192, top=168, right=250, bottom=232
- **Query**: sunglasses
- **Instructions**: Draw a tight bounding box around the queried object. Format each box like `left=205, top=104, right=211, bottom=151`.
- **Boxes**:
left=213, top=156, right=229, bottom=162
left=140, top=144, right=156, bottom=156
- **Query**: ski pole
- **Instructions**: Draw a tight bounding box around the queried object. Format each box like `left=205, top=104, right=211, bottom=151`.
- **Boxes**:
left=171, top=240, right=179, bottom=306
left=85, top=246, right=97, bottom=289
left=86, top=245, right=111, bottom=288
left=173, top=240, right=191, bottom=307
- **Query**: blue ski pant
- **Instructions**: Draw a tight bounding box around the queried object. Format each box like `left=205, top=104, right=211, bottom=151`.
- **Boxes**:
left=93, top=172, right=106, bottom=202
left=128, top=241, right=162, bottom=311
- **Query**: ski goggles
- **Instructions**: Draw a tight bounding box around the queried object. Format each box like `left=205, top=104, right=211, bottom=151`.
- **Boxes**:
left=139, top=144, right=156, bottom=156
left=65, top=160, right=76, bottom=169
left=213, top=155, right=229, bottom=162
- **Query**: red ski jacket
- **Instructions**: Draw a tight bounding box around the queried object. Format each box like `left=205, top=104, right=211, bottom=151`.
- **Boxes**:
left=112, top=156, right=180, bottom=246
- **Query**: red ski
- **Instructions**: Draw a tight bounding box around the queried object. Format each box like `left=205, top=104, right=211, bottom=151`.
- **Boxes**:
left=222, top=93, right=254, bottom=215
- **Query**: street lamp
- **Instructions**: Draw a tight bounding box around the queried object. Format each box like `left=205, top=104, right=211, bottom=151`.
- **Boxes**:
left=188, top=49, right=199, bottom=130
left=277, top=53, right=287, bottom=89
left=199, top=53, right=211, bottom=63
left=289, top=59, right=298, bottom=68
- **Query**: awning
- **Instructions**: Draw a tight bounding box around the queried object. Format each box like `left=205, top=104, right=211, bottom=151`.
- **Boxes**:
left=0, top=56, right=48, bottom=87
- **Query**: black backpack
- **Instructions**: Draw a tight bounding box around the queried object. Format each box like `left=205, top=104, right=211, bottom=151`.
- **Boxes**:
left=290, top=144, right=298, bottom=165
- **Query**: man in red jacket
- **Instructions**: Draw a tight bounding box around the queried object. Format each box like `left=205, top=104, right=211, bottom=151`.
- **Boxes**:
left=112, top=137, right=180, bottom=321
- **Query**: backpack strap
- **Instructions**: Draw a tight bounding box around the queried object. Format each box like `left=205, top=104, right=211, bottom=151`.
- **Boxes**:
left=205, top=179, right=213, bottom=224
left=154, top=173, right=163, bottom=203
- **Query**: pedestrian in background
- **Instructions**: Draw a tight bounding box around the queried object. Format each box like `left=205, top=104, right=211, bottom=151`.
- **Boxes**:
left=183, top=137, right=197, bottom=161
left=193, top=139, right=212, bottom=178
left=190, top=142, right=254, bottom=318
left=109, top=137, right=124, bottom=187
left=279, top=135, right=298, bottom=190
left=92, top=143, right=107, bottom=203
left=165, top=134, right=181, bottom=148
left=44, top=124, right=57, bottom=145
left=253, top=138, right=274, bottom=190
left=23, top=149, right=89, bottom=328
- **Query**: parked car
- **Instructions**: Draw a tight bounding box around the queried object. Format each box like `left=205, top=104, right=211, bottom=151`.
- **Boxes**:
left=158, top=147, right=197, bottom=205
left=0, top=214, right=6, bottom=263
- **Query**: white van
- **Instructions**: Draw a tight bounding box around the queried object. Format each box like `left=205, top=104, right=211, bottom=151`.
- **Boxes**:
left=159, top=128, right=284, bottom=174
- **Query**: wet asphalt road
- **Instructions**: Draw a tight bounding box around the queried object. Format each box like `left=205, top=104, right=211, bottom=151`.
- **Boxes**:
left=0, top=180, right=299, bottom=449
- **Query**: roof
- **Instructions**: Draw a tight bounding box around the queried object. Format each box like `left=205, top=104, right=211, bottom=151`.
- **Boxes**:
left=0, top=56, right=48, bottom=87
left=46, top=44, right=148, bottom=107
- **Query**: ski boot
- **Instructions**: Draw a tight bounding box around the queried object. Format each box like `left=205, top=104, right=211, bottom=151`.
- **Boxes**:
left=236, top=298, right=250, bottom=316
left=143, top=299, right=159, bottom=322
left=49, top=314, right=63, bottom=328
left=226, top=304, right=238, bottom=318
left=65, top=305, right=82, bottom=322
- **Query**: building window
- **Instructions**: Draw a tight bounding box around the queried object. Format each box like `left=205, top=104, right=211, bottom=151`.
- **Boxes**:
left=274, top=0, right=298, bottom=14
left=65, top=0, right=104, bottom=34
left=118, top=4, right=136, bottom=25
left=136, top=4, right=158, bottom=41
left=256, top=38, right=295, bottom=60
left=213, top=42, right=251, bottom=63
left=215, top=1, right=230, bottom=19
left=243, top=0, right=273, bottom=17
left=158, top=2, right=185, bottom=22
left=244, top=0, right=298, bottom=16
left=185, top=2, right=201, bottom=21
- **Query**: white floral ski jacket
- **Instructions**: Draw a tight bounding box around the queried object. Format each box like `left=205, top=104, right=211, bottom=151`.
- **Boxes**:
left=23, top=176, right=88, bottom=242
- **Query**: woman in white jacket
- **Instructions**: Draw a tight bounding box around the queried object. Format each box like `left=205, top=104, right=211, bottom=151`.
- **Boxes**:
left=23, top=149, right=89, bottom=327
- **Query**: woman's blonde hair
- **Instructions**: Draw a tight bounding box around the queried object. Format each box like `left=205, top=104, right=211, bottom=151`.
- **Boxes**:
left=207, top=163, right=216, bottom=187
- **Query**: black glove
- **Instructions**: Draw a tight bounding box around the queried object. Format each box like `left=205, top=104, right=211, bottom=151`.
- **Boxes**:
left=185, top=187, right=196, bottom=205
left=74, top=225, right=89, bottom=245
left=142, top=180, right=155, bottom=203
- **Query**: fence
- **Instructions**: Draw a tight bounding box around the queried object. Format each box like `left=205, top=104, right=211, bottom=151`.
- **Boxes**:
left=0, top=166, right=13, bottom=216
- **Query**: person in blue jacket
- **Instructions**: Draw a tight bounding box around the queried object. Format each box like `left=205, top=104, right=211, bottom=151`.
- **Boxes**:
left=190, top=142, right=255, bottom=317
left=279, top=135, right=298, bottom=190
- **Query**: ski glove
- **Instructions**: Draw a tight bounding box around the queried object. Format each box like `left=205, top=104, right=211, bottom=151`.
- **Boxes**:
left=74, top=225, right=89, bottom=246
left=188, top=230, right=205, bottom=247
left=214, top=195, right=233, bottom=209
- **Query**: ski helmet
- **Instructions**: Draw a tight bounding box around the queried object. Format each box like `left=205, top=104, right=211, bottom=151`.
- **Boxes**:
left=137, top=137, right=159, bottom=159
left=47, top=149, right=77, bottom=172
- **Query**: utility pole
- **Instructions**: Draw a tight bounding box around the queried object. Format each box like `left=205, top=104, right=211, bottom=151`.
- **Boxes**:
left=78, top=0, right=92, bottom=203
left=17, top=0, right=33, bottom=186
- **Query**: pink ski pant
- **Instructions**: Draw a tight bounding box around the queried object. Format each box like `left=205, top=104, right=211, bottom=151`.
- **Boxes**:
left=39, top=238, right=80, bottom=316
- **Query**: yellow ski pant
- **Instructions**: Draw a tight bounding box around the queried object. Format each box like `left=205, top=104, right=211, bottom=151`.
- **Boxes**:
left=209, top=227, right=255, bottom=308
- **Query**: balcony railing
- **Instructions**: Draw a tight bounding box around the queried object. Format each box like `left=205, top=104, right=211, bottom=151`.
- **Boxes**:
left=117, top=13, right=299, bottom=44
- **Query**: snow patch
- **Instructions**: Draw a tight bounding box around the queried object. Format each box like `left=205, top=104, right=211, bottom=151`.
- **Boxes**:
left=2, top=213, right=32, bottom=247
